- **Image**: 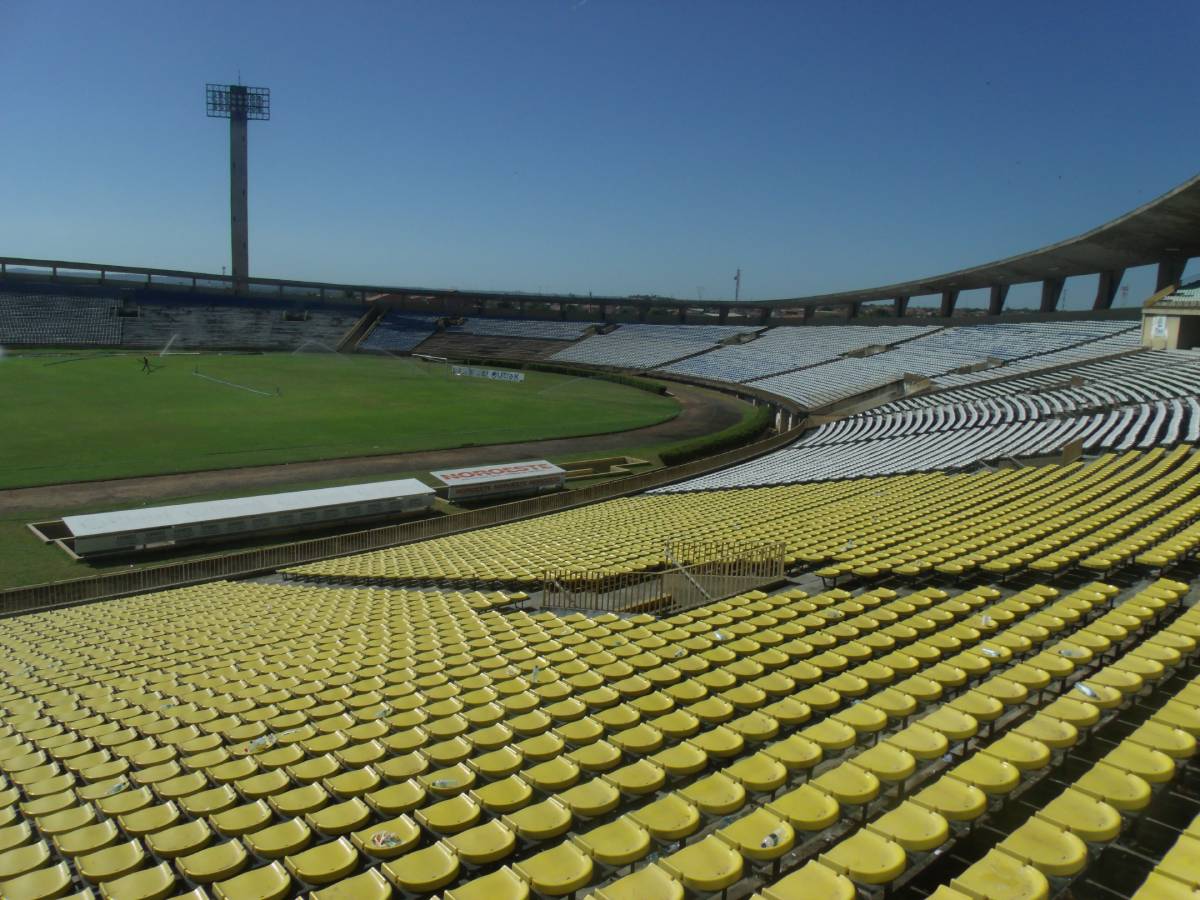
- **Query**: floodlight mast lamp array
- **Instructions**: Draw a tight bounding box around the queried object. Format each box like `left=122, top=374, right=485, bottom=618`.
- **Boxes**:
left=206, top=83, right=270, bottom=293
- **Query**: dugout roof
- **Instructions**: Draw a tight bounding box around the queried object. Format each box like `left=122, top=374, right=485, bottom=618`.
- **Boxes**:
left=64, top=478, right=433, bottom=538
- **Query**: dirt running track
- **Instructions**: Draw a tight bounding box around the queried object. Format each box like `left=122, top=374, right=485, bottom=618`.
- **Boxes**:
left=0, top=383, right=749, bottom=514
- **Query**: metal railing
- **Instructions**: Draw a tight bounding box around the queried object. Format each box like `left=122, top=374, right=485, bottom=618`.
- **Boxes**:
left=0, top=255, right=705, bottom=312
left=542, top=539, right=786, bottom=615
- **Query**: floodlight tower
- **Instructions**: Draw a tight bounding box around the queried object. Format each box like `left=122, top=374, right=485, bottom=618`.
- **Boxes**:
left=206, top=83, right=270, bottom=294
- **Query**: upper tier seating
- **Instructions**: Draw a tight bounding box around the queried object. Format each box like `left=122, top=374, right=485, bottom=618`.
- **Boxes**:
left=747, top=322, right=1140, bottom=410
left=913, top=319, right=1136, bottom=362
left=551, top=324, right=762, bottom=369
left=667, top=402, right=1198, bottom=488
left=887, top=348, right=1200, bottom=413
left=407, top=332, right=579, bottom=361
left=930, top=330, right=1142, bottom=391
left=743, top=350, right=1200, bottom=484
left=1151, top=277, right=1200, bottom=309
left=445, top=318, right=596, bottom=341
left=360, top=313, right=442, bottom=353
left=0, top=292, right=121, bottom=346
left=658, top=325, right=938, bottom=384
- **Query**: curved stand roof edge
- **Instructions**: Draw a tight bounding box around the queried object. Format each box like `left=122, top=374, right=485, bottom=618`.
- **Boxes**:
left=772, top=171, right=1200, bottom=307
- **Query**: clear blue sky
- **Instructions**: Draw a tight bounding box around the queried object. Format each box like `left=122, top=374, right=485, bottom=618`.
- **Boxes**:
left=3, top=1, right=1198, bottom=308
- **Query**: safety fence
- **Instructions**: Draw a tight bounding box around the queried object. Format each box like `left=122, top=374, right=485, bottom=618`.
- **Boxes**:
left=0, top=425, right=804, bottom=617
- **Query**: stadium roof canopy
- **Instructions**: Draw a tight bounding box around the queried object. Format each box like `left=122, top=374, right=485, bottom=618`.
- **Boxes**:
left=769, top=171, right=1200, bottom=312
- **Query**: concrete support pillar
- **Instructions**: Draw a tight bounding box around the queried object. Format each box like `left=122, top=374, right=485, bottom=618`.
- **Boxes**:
left=759, top=306, right=772, bottom=325
left=894, top=296, right=909, bottom=317
left=801, top=306, right=814, bottom=323
left=559, top=302, right=568, bottom=321
left=718, top=306, right=729, bottom=324
left=229, top=108, right=249, bottom=295
left=517, top=300, right=526, bottom=316
left=987, top=285, right=1009, bottom=316
left=940, top=289, right=959, bottom=318
left=1093, top=269, right=1124, bottom=310
left=1157, top=257, right=1188, bottom=292
left=1039, top=277, right=1065, bottom=313
left=847, top=302, right=860, bottom=319
left=677, top=306, right=687, bottom=324
left=599, top=303, right=609, bottom=323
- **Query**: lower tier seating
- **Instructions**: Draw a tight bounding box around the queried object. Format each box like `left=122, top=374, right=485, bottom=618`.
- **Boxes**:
left=0, top=575, right=1195, bottom=899
left=287, top=446, right=1200, bottom=587
left=752, top=583, right=1199, bottom=898
left=120, top=303, right=361, bottom=351
left=359, top=313, right=441, bottom=353
left=0, top=293, right=120, bottom=346
left=409, top=332, right=574, bottom=362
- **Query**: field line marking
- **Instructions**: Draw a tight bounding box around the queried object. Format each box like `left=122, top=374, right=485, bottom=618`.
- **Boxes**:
left=192, top=370, right=276, bottom=397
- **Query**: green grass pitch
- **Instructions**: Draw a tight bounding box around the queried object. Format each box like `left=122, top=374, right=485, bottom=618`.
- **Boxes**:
left=0, top=352, right=680, bottom=488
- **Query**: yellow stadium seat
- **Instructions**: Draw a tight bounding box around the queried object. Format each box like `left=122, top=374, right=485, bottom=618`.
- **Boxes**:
left=660, top=835, right=744, bottom=892
left=283, top=835, right=357, bottom=885
left=176, top=839, right=249, bottom=884
left=513, top=842, right=593, bottom=896
left=444, top=866, right=530, bottom=900
left=98, top=861, right=176, bottom=899
left=211, top=861, right=293, bottom=900
left=761, top=861, right=855, bottom=900
left=78, top=839, right=146, bottom=883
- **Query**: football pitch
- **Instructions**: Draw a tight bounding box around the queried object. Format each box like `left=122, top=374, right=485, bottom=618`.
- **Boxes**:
left=0, top=351, right=680, bottom=488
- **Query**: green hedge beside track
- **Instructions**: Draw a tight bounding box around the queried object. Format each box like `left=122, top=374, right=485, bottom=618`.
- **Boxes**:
left=658, top=403, right=773, bottom=466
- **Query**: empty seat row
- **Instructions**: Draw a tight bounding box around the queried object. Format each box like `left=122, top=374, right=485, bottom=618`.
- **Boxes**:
left=1, top=575, right=1138, bottom=900
left=283, top=446, right=1200, bottom=589
left=552, top=324, right=760, bottom=370
left=659, top=324, right=937, bottom=385
left=360, top=313, right=442, bottom=353
left=0, top=293, right=121, bottom=347
left=753, top=586, right=1196, bottom=897
left=445, top=318, right=595, bottom=341
left=576, top=577, right=1194, bottom=899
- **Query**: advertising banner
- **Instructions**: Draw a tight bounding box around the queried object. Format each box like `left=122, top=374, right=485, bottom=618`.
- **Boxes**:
left=430, top=460, right=565, bottom=500
left=452, top=365, right=525, bottom=383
